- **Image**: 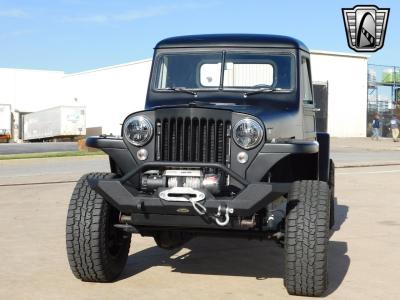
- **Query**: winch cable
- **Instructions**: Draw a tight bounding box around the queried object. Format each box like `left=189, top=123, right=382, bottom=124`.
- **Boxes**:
left=186, top=196, right=207, bottom=215
left=184, top=195, right=234, bottom=226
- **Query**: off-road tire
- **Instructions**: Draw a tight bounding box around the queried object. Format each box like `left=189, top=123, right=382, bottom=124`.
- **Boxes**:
left=66, top=173, right=131, bottom=282
left=329, top=159, right=335, bottom=229
left=284, top=180, right=330, bottom=297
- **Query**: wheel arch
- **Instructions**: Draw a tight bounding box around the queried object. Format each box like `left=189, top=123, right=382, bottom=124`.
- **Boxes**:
left=266, top=152, right=319, bottom=183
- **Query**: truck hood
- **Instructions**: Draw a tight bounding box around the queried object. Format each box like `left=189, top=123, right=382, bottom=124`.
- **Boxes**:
left=149, top=100, right=297, bottom=124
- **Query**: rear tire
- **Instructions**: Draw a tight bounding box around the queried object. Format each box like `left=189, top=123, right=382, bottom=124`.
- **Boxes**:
left=66, top=173, right=131, bottom=282
left=284, top=180, right=330, bottom=297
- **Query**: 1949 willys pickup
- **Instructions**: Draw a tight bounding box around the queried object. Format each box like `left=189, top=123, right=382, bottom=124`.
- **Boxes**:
left=66, top=34, right=335, bottom=297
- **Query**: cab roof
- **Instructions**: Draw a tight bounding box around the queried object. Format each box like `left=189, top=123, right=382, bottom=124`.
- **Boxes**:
left=155, top=34, right=309, bottom=51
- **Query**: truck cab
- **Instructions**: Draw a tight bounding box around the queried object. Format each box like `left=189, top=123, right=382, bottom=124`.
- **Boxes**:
left=146, top=34, right=316, bottom=140
left=66, top=34, right=335, bottom=297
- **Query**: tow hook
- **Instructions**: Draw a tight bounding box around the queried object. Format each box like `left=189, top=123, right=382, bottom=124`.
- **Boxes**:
left=214, top=205, right=234, bottom=227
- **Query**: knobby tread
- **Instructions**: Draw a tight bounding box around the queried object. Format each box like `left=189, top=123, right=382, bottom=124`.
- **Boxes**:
left=66, top=172, right=131, bottom=282
left=284, top=180, right=330, bottom=297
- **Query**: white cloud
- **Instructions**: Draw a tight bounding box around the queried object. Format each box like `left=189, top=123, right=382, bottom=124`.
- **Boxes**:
left=0, top=8, right=27, bottom=18
left=114, top=6, right=169, bottom=22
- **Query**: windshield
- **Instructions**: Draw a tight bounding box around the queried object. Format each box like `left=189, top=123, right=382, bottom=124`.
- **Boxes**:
left=153, top=51, right=295, bottom=91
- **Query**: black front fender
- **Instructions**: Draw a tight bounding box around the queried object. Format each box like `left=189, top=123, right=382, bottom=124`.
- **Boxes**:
left=86, top=136, right=137, bottom=175
left=246, top=140, right=319, bottom=182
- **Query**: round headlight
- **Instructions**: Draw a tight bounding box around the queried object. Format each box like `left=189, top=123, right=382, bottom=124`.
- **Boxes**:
left=233, top=118, right=264, bottom=149
left=124, top=115, right=153, bottom=146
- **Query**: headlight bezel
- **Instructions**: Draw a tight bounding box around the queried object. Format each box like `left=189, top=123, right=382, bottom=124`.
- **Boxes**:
left=123, top=115, right=154, bottom=146
left=232, top=118, right=264, bottom=150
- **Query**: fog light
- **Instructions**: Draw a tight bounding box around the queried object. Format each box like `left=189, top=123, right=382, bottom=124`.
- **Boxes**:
left=137, top=148, right=148, bottom=161
left=237, top=151, right=248, bottom=164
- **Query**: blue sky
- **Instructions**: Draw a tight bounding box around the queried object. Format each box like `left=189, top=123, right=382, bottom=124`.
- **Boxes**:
left=0, top=0, right=398, bottom=73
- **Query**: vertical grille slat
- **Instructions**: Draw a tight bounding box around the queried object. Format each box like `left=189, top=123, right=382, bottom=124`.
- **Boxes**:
left=205, top=120, right=209, bottom=162
left=178, top=118, right=183, bottom=161
left=188, top=118, right=193, bottom=161
left=221, top=121, right=226, bottom=164
left=201, top=119, right=207, bottom=162
left=155, top=116, right=231, bottom=165
left=195, top=118, right=200, bottom=162
left=155, top=120, right=162, bottom=161
left=214, top=120, right=218, bottom=162
left=162, top=119, right=169, bottom=161
left=183, top=118, right=188, bottom=161
left=170, top=118, right=176, bottom=161
left=209, top=120, right=215, bottom=163
left=225, top=123, right=232, bottom=167
left=217, top=121, right=224, bottom=164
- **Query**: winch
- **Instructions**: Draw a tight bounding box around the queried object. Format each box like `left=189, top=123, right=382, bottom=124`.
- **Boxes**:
left=141, top=169, right=222, bottom=195
left=140, top=169, right=233, bottom=226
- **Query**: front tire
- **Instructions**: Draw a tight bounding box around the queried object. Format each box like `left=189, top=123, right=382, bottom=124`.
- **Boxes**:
left=66, top=173, right=131, bottom=282
left=284, top=180, right=330, bottom=297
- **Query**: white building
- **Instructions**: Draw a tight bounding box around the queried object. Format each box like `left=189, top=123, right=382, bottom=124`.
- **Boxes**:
left=0, top=50, right=368, bottom=140
left=311, top=50, right=368, bottom=137
left=62, top=59, right=152, bottom=136
left=0, top=68, right=65, bottom=112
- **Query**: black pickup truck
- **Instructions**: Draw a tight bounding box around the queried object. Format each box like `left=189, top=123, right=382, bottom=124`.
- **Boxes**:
left=66, top=34, right=335, bottom=297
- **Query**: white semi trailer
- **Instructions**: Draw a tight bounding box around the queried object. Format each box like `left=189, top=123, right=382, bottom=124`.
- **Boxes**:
left=0, top=104, right=12, bottom=142
left=23, top=106, right=86, bottom=141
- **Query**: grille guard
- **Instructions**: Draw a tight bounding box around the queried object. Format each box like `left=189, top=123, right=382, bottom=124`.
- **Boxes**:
left=119, top=161, right=249, bottom=187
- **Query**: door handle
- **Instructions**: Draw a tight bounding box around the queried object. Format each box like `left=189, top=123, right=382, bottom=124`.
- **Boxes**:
left=312, top=107, right=321, bottom=112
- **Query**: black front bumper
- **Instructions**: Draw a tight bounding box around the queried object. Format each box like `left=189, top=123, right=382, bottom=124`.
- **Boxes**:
left=86, top=136, right=319, bottom=229
left=88, top=161, right=290, bottom=220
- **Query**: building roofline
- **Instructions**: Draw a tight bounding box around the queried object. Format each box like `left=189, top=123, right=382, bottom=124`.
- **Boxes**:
left=0, top=67, right=64, bottom=73
left=64, top=58, right=152, bottom=77
left=310, top=49, right=369, bottom=59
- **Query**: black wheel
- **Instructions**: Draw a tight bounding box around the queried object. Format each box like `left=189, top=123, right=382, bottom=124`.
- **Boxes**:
left=66, top=173, right=131, bottom=282
left=284, top=180, right=330, bottom=297
left=329, top=159, right=335, bottom=229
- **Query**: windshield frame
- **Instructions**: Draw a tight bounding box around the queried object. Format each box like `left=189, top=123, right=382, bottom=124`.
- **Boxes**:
left=150, top=48, right=297, bottom=94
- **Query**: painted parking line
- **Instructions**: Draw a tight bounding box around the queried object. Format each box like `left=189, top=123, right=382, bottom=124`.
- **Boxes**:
left=337, top=169, right=400, bottom=175
left=0, top=180, right=77, bottom=187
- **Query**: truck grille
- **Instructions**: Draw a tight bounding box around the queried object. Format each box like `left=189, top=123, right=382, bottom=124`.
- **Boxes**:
left=155, top=118, right=231, bottom=165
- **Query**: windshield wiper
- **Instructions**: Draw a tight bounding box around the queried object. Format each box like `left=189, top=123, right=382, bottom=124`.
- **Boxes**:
left=165, top=87, right=198, bottom=96
left=188, top=100, right=240, bottom=107
left=243, top=87, right=276, bottom=98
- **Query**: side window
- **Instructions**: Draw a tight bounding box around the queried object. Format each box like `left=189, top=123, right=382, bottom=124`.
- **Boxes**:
left=302, top=57, right=313, bottom=104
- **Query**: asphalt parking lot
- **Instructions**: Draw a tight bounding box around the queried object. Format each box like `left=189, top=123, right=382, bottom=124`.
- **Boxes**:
left=0, top=156, right=400, bottom=299
left=0, top=142, right=77, bottom=155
